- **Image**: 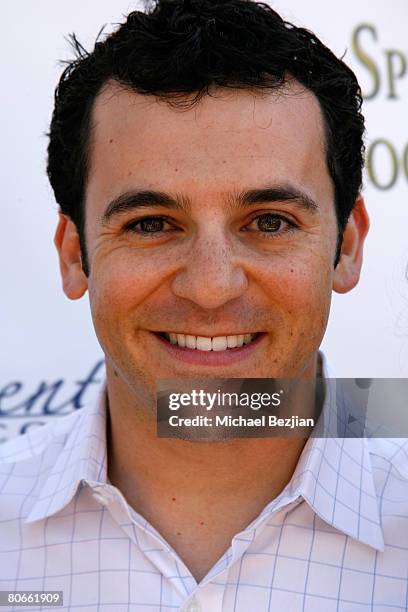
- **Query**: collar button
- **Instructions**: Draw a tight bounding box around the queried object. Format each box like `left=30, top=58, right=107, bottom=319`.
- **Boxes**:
left=182, top=597, right=201, bottom=612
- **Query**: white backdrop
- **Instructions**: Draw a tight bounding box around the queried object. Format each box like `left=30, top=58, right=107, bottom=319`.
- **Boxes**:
left=1, top=1, right=407, bottom=441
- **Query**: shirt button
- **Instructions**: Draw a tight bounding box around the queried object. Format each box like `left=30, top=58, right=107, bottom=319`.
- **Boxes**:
left=183, top=598, right=201, bottom=612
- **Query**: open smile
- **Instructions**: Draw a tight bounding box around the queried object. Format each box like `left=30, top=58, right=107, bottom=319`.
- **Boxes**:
left=153, top=331, right=266, bottom=366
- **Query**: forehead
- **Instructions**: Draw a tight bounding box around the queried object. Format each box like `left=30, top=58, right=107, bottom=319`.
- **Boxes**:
left=86, top=79, right=332, bottom=210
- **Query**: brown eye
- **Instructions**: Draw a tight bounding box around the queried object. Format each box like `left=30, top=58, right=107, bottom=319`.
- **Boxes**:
left=138, top=217, right=165, bottom=233
left=243, top=213, right=297, bottom=239
left=125, top=216, right=170, bottom=234
left=256, top=214, right=283, bottom=232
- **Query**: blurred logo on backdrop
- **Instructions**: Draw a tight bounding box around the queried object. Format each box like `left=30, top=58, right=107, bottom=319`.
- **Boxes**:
left=0, top=361, right=104, bottom=442
left=352, top=23, right=407, bottom=191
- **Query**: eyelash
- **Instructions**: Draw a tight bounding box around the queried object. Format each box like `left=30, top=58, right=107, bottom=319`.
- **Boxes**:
left=124, top=213, right=298, bottom=238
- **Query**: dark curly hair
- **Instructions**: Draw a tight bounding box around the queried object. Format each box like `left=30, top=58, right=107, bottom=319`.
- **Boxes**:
left=47, top=0, right=365, bottom=275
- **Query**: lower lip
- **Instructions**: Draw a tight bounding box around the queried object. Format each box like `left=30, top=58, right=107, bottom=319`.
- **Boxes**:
left=153, top=333, right=267, bottom=366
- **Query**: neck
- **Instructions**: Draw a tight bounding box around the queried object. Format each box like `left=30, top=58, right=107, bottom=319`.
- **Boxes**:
left=105, top=355, right=319, bottom=581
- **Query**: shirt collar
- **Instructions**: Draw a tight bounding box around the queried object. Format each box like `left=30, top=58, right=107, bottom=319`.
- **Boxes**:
left=287, top=354, right=384, bottom=551
left=26, top=355, right=384, bottom=551
left=287, top=435, right=384, bottom=551
left=26, top=386, right=108, bottom=523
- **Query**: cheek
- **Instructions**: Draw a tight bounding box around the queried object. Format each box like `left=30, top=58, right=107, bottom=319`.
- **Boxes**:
left=88, top=252, right=166, bottom=323
left=258, top=252, right=334, bottom=328
left=88, top=247, right=183, bottom=330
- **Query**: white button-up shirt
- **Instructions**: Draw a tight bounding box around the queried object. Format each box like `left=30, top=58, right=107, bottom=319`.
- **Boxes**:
left=1, top=379, right=408, bottom=611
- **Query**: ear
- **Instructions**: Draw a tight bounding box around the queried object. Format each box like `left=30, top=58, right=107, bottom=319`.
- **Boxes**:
left=54, top=213, right=88, bottom=299
left=333, top=196, right=370, bottom=294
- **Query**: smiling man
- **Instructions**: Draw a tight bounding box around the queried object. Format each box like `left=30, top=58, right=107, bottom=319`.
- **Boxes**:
left=64, top=80, right=348, bottom=381
left=1, top=1, right=408, bottom=610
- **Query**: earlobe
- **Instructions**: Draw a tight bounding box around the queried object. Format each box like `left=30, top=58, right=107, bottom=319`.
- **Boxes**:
left=54, top=213, right=88, bottom=300
left=333, top=196, right=370, bottom=294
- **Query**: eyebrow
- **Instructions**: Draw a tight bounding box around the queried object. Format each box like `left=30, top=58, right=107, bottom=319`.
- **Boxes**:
left=238, top=186, right=318, bottom=213
left=102, top=190, right=188, bottom=223
left=101, top=185, right=318, bottom=223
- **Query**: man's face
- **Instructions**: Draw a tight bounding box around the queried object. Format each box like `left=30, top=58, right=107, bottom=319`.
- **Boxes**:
left=56, top=80, right=367, bottom=400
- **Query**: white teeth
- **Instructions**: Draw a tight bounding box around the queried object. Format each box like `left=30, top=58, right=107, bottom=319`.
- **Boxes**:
left=212, top=336, right=228, bottom=351
left=163, top=332, right=259, bottom=350
left=176, top=334, right=186, bottom=347
left=196, top=336, right=212, bottom=351
left=227, top=335, right=238, bottom=348
left=185, top=335, right=197, bottom=349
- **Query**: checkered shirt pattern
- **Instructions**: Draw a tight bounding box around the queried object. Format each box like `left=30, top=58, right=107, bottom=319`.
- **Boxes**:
left=1, top=376, right=408, bottom=611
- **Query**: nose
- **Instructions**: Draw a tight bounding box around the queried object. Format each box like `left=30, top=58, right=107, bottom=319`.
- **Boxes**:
left=170, top=228, right=248, bottom=309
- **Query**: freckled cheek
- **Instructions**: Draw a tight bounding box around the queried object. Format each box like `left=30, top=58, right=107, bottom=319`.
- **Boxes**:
left=258, top=258, right=333, bottom=325
left=88, top=255, right=169, bottom=316
left=290, top=275, right=332, bottom=339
